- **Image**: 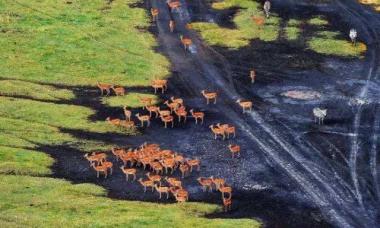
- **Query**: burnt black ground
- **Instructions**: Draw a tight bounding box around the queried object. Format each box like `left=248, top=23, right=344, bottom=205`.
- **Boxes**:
left=41, top=0, right=380, bottom=228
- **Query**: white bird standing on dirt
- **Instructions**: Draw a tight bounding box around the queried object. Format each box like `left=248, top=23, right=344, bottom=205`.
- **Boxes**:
left=349, top=28, right=357, bottom=46
left=264, top=1, right=271, bottom=18
left=313, top=108, right=327, bottom=125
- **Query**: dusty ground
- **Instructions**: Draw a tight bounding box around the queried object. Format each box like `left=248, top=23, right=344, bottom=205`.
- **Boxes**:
left=47, top=0, right=380, bottom=227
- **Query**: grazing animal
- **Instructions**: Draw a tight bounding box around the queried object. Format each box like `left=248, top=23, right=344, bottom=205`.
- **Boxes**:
left=146, top=172, right=161, bottom=184
left=106, top=117, right=121, bottom=126
left=135, top=113, right=151, bottom=127
left=219, top=185, right=232, bottom=198
left=263, top=1, right=271, bottom=18
left=158, top=109, right=171, bottom=118
left=164, top=100, right=180, bottom=113
left=161, top=115, right=174, bottom=128
left=111, top=148, right=125, bottom=161
left=180, top=35, right=192, bottom=51
left=123, top=106, right=132, bottom=121
left=217, top=123, right=236, bottom=138
left=209, top=124, right=225, bottom=140
left=187, top=158, right=200, bottom=172
left=212, top=177, right=226, bottom=190
left=349, top=28, right=357, bottom=45
left=151, top=82, right=166, bottom=94
left=151, top=8, right=159, bottom=21
left=190, top=109, right=204, bottom=124
left=236, top=99, right=252, bottom=113
left=145, top=105, right=160, bottom=118
left=179, top=163, right=190, bottom=178
left=112, top=86, right=125, bottom=96
left=250, top=70, right=256, bottom=83
left=201, top=90, right=217, bottom=104
left=170, top=96, right=184, bottom=106
left=91, top=163, right=108, bottom=178
left=84, top=152, right=106, bottom=165
left=165, top=177, right=182, bottom=188
left=228, top=144, right=241, bottom=158
left=197, top=177, right=213, bottom=192
left=223, top=195, right=232, bottom=212
left=169, top=20, right=175, bottom=32
left=120, top=166, right=137, bottom=181
left=252, top=16, right=265, bottom=27
left=102, top=161, right=113, bottom=175
left=174, top=106, right=187, bottom=123
left=97, top=82, right=113, bottom=96
left=138, top=178, right=155, bottom=192
left=313, top=108, right=327, bottom=125
left=154, top=184, right=170, bottom=199
left=138, top=96, right=153, bottom=107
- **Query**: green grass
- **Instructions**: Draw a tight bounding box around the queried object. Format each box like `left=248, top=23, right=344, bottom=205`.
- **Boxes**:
left=0, top=175, right=260, bottom=227
left=0, top=0, right=261, bottom=226
left=102, top=92, right=159, bottom=108
left=308, top=31, right=367, bottom=57
left=191, top=0, right=366, bottom=57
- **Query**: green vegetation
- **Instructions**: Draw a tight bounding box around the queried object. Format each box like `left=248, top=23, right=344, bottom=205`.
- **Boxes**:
left=191, top=0, right=366, bottom=57
left=359, top=0, right=380, bottom=12
left=308, top=31, right=367, bottom=57
left=102, top=92, right=159, bottom=108
left=0, top=0, right=260, bottom=226
left=0, top=175, right=259, bottom=227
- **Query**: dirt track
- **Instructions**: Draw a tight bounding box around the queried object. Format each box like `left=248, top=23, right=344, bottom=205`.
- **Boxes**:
left=48, top=0, right=380, bottom=227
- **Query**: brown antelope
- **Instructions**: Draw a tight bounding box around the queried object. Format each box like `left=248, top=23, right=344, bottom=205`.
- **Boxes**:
left=158, top=109, right=171, bottom=118
left=139, top=156, right=152, bottom=170
left=146, top=172, right=161, bottom=184
left=152, top=83, right=165, bottom=94
left=119, top=120, right=135, bottom=129
left=187, top=158, right=200, bottom=172
left=209, top=124, right=225, bottom=140
left=145, top=105, right=160, bottom=118
left=84, top=152, right=106, bottom=165
left=154, top=184, right=170, bottom=199
left=135, top=113, right=151, bottom=127
left=91, top=163, right=108, bottom=178
left=174, top=153, right=185, bottom=166
left=250, top=69, right=256, bottom=83
left=197, top=177, right=213, bottom=192
left=174, top=106, right=187, bottom=123
left=170, top=96, right=184, bottom=106
left=102, top=161, right=113, bottom=175
left=120, top=166, right=137, bottom=181
left=236, top=99, right=252, bottom=113
left=201, top=90, right=217, bottom=104
left=138, top=96, right=153, bottom=107
left=106, top=117, right=121, bottom=126
left=164, top=100, right=180, bottom=113
left=151, top=8, right=159, bottom=21
left=151, top=161, right=163, bottom=174
left=111, top=148, right=125, bottom=161
left=219, top=185, right=232, bottom=199
left=152, top=79, right=168, bottom=91
left=169, top=20, right=175, bottom=32
left=161, top=159, right=176, bottom=174
left=171, top=187, right=189, bottom=202
left=97, top=82, right=113, bottom=96
left=112, top=86, right=125, bottom=96
left=123, top=106, right=132, bottom=121
left=138, top=178, right=155, bottom=192
left=190, top=109, right=204, bottom=124
left=252, top=16, right=265, bottom=28
left=212, top=177, right=226, bottom=190
left=120, top=151, right=137, bottom=167
left=223, top=195, right=232, bottom=212
left=179, top=163, right=190, bottom=178
left=180, top=35, right=192, bottom=51
left=228, top=144, right=241, bottom=158
left=217, top=123, right=236, bottom=138
left=165, top=177, right=182, bottom=188
left=161, top=115, right=174, bottom=128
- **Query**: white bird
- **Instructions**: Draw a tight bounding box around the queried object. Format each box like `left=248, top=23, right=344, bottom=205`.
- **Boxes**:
left=313, top=108, right=327, bottom=125
left=349, top=28, right=357, bottom=45
left=264, top=1, right=271, bottom=18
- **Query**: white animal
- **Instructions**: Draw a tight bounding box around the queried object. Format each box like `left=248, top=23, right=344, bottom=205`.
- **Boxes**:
left=349, top=28, right=357, bottom=45
left=264, top=1, right=271, bottom=18
left=313, top=108, right=327, bottom=125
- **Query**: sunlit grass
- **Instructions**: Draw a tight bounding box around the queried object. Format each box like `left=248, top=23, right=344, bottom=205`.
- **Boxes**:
left=308, top=31, right=367, bottom=57
left=102, top=92, right=159, bottom=108
left=191, top=0, right=366, bottom=57
left=359, top=0, right=380, bottom=11
left=0, top=175, right=261, bottom=227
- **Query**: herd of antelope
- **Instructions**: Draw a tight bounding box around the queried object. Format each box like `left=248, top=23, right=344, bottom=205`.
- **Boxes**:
left=88, top=0, right=272, bottom=213
left=84, top=142, right=231, bottom=211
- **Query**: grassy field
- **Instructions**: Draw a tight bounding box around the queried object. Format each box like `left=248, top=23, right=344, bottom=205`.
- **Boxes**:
left=359, top=0, right=380, bottom=11
left=0, top=0, right=259, bottom=227
left=191, top=0, right=366, bottom=57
